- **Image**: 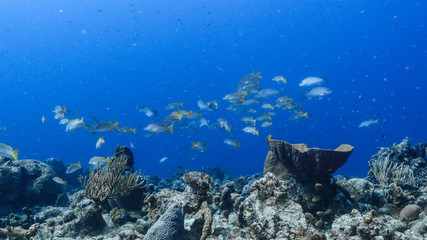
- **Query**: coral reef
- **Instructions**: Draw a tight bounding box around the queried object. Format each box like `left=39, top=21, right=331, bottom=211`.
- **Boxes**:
left=266, top=135, right=354, bottom=183
left=0, top=157, right=63, bottom=211
left=0, top=137, right=426, bottom=239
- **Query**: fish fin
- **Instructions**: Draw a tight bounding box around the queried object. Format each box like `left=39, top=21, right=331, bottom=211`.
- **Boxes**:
left=255, top=82, right=260, bottom=89
left=168, top=124, right=174, bottom=134
left=304, top=112, right=309, bottom=118
left=12, top=149, right=19, bottom=160
left=64, top=180, right=67, bottom=185
left=80, top=117, right=84, bottom=124
left=113, top=122, right=119, bottom=130
left=256, top=72, right=262, bottom=79
left=256, top=130, right=259, bottom=136
left=253, top=120, right=257, bottom=126
left=77, top=161, right=81, bottom=168
left=237, top=142, right=241, bottom=148
left=375, top=119, right=379, bottom=123
left=283, top=77, right=287, bottom=84
left=227, top=125, right=231, bottom=132
left=133, top=128, right=136, bottom=134
left=191, top=142, right=196, bottom=148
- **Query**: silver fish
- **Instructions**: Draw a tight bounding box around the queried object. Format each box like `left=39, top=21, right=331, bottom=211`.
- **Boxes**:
left=299, top=77, right=326, bottom=87
left=136, top=105, right=158, bottom=117
left=255, top=89, right=280, bottom=98
left=303, top=87, right=332, bottom=99
left=359, top=119, right=379, bottom=128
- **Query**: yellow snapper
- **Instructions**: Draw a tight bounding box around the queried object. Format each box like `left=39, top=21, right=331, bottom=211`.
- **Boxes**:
left=191, top=142, right=208, bottom=152
left=242, top=126, right=259, bottom=136
left=217, top=118, right=231, bottom=132
left=118, top=127, right=136, bottom=134
left=89, top=156, right=108, bottom=166
left=289, top=111, right=310, bottom=121
left=144, top=123, right=173, bottom=134
left=261, top=103, right=274, bottom=110
left=261, top=121, right=272, bottom=128
left=66, top=162, right=81, bottom=174
left=53, top=177, right=67, bottom=185
left=96, top=137, right=105, bottom=149
left=165, top=102, right=183, bottom=110
left=272, top=76, right=286, bottom=84
left=91, top=121, right=119, bottom=132
left=0, top=143, right=19, bottom=160
left=224, top=138, right=240, bottom=148
left=65, top=117, right=84, bottom=132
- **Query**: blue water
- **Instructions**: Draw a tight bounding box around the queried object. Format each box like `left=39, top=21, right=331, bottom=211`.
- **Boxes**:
left=0, top=0, right=425, bottom=178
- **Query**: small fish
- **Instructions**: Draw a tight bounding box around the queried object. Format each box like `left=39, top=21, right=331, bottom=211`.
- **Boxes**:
left=224, top=138, right=240, bottom=148
left=159, top=157, right=168, bottom=163
left=41, top=116, right=46, bottom=124
left=91, top=121, right=119, bottom=132
left=59, top=118, right=70, bottom=125
left=165, top=102, right=183, bottom=110
left=276, top=96, right=293, bottom=102
left=200, top=118, right=209, bottom=127
left=118, top=127, right=136, bottom=134
left=247, top=109, right=257, bottom=114
left=303, top=87, right=332, bottom=99
left=66, top=162, right=81, bottom=174
left=197, top=100, right=218, bottom=111
left=299, top=77, right=326, bottom=87
left=0, top=143, right=19, bottom=160
left=242, top=99, right=259, bottom=106
left=223, top=91, right=246, bottom=102
left=359, top=119, right=379, bottom=128
left=256, top=114, right=271, bottom=121
left=54, top=112, right=64, bottom=120
left=241, top=117, right=256, bottom=126
left=53, top=177, right=67, bottom=185
left=242, top=126, right=259, bottom=136
left=89, top=156, right=108, bottom=166
left=255, top=89, right=280, bottom=98
left=136, top=105, right=158, bottom=117
left=289, top=111, right=310, bottom=121
left=52, top=105, right=66, bottom=114
left=130, top=142, right=135, bottom=149
left=65, top=117, right=84, bottom=132
left=191, top=142, right=208, bottom=152
left=217, top=118, right=231, bottom=132
left=96, top=137, right=105, bottom=149
left=144, top=123, right=173, bottom=134
left=261, top=121, right=272, bottom=128
left=261, top=103, right=274, bottom=110
left=164, top=110, right=183, bottom=122
left=272, top=76, right=286, bottom=84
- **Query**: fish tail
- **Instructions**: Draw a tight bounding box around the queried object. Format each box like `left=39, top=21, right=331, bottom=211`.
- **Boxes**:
left=375, top=119, right=379, bottom=123
left=168, top=124, right=174, bottom=134
left=133, top=128, right=136, bottom=134
left=283, top=77, right=287, bottom=84
left=64, top=180, right=67, bottom=185
left=12, top=149, right=19, bottom=160
left=256, top=130, right=259, bottom=136
left=256, top=72, right=262, bottom=79
left=253, top=120, right=257, bottom=126
left=227, top=125, right=231, bottom=132
left=77, top=161, right=81, bottom=168
left=237, top=142, right=241, bottom=148
left=113, top=122, right=119, bottom=130
left=191, top=142, right=196, bottom=148
left=80, top=117, right=84, bottom=124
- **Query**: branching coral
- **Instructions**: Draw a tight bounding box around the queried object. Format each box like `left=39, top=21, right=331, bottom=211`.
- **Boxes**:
left=79, top=156, right=145, bottom=203
left=369, top=153, right=415, bottom=190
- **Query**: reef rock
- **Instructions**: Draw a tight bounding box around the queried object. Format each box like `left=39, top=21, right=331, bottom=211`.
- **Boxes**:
left=265, top=135, right=354, bottom=182
left=0, top=158, right=62, bottom=211
left=143, top=203, right=184, bottom=240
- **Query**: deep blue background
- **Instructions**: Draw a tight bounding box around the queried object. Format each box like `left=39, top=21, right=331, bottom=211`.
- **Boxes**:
left=0, top=0, right=425, bottom=178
